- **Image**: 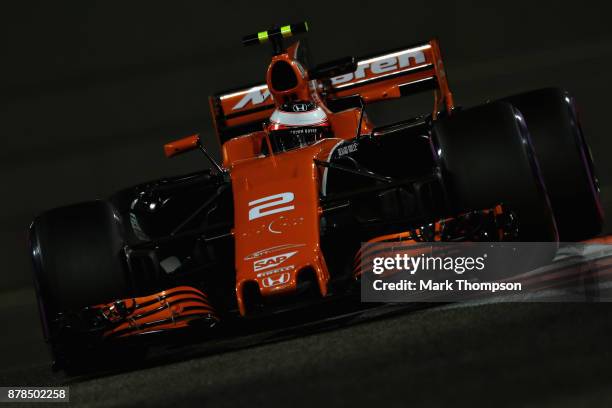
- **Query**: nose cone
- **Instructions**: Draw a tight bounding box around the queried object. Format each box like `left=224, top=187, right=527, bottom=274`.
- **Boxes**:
left=231, top=140, right=341, bottom=315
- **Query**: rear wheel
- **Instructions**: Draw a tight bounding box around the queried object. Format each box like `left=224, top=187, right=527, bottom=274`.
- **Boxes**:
left=432, top=102, right=557, bottom=242
left=502, top=88, right=603, bottom=241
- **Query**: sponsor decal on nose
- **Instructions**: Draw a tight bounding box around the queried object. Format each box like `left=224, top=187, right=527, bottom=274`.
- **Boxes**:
left=253, top=251, right=298, bottom=272
left=262, top=272, right=291, bottom=288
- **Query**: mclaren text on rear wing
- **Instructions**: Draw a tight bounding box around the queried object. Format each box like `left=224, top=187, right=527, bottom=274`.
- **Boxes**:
left=209, top=39, right=453, bottom=144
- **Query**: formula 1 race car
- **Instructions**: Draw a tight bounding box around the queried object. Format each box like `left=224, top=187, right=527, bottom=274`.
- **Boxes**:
left=29, top=22, right=603, bottom=366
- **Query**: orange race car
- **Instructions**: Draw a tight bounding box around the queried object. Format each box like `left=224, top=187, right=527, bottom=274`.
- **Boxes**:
left=28, top=22, right=603, bottom=367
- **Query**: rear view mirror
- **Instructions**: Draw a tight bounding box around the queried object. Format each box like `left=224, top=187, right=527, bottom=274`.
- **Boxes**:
left=164, top=134, right=201, bottom=158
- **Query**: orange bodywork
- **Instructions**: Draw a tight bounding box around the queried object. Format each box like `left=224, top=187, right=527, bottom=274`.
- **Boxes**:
left=228, top=139, right=347, bottom=315
left=216, top=39, right=454, bottom=315
left=96, top=286, right=218, bottom=339
left=163, top=134, right=201, bottom=158
left=330, top=40, right=453, bottom=116
left=128, top=37, right=457, bottom=324
left=210, top=39, right=453, bottom=145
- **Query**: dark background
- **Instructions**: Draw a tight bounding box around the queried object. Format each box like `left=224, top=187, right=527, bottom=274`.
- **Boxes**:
left=2, top=1, right=612, bottom=406
left=3, top=0, right=612, bottom=291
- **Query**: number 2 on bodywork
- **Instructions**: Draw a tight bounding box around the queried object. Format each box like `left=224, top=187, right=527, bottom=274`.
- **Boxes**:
left=248, top=192, right=295, bottom=221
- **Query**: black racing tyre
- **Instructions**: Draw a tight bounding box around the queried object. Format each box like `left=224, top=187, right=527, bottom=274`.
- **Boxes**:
left=431, top=102, right=557, bottom=242
left=29, top=200, right=131, bottom=338
left=502, top=88, right=603, bottom=241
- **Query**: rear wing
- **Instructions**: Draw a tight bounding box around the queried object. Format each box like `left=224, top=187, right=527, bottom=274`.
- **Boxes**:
left=209, top=39, right=453, bottom=145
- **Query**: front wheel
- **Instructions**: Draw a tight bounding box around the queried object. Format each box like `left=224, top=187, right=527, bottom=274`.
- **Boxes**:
left=29, top=200, right=131, bottom=342
left=502, top=88, right=603, bottom=241
left=432, top=102, right=558, bottom=242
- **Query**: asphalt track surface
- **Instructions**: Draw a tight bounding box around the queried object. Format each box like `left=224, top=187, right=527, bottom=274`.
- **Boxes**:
left=5, top=293, right=612, bottom=407
left=4, top=3, right=612, bottom=407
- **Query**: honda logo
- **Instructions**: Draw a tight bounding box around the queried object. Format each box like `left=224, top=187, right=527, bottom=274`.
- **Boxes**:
left=262, top=272, right=291, bottom=288
left=292, top=103, right=309, bottom=112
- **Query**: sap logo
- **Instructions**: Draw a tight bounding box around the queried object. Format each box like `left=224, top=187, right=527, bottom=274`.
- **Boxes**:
left=331, top=49, right=427, bottom=86
left=232, top=87, right=272, bottom=110
left=262, top=272, right=291, bottom=288
left=253, top=251, right=297, bottom=272
left=248, top=192, right=294, bottom=221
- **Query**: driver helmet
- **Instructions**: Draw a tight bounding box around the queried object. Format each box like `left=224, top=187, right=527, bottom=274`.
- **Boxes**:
left=267, top=101, right=331, bottom=152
